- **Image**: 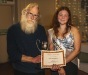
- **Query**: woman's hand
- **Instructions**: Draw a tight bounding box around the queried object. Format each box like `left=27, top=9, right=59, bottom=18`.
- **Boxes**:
left=51, top=64, right=66, bottom=75
left=51, top=64, right=61, bottom=71
left=58, top=67, right=66, bottom=75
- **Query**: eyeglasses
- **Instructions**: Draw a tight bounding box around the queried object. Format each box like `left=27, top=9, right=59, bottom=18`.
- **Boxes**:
left=27, top=12, right=39, bottom=19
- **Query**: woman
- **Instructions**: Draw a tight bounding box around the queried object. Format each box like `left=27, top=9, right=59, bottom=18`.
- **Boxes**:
left=48, top=6, right=81, bottom=75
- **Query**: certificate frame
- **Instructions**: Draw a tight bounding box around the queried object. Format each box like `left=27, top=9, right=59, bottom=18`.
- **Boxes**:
left=41, top=50, right=66, bottom=68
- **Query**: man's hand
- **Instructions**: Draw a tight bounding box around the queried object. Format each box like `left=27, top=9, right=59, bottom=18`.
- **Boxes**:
left=21, top=55, right=41, bottom=63
left=31, top=55, right=41, bottom=63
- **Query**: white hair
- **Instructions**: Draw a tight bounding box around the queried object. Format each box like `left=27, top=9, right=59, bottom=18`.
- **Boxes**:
left=20, top=3, right=39, bottom=34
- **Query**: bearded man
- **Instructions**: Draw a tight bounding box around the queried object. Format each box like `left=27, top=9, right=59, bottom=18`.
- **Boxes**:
left=7, top=3, right=47, bottom=75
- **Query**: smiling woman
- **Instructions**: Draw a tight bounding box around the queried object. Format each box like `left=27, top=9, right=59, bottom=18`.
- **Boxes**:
left=48, top=6, right=81, bottom=75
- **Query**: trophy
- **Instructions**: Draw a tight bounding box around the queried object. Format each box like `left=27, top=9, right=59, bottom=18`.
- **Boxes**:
left=36, top=40, right=48, bottom=69
left=36, top=39, right=48, bottom=51
left=41, top=41, right=48, bottom=50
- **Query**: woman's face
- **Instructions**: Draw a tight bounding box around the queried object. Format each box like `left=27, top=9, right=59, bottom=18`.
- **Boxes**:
left=57, top=10, right=69, bottom=25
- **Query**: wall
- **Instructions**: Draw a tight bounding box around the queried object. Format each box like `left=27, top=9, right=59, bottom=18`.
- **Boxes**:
left=0, top=5, right=13, bottom=29
left=0, top=4, right=14, bottom=63
left=17, top=0, right=56, bottom=29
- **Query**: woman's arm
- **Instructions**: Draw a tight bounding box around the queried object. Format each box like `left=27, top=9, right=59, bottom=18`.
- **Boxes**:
left=66, top=26, right=81, bottom=63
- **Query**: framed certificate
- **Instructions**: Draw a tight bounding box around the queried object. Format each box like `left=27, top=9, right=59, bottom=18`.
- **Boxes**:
left=41, top=50, right=66, bottom=68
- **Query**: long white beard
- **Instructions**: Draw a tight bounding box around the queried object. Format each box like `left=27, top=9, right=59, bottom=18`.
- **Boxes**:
left=21, top=20, right=38, bottom=34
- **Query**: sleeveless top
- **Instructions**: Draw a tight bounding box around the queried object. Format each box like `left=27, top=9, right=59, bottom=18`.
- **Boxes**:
left=48, top=28, right=78, bottom=65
